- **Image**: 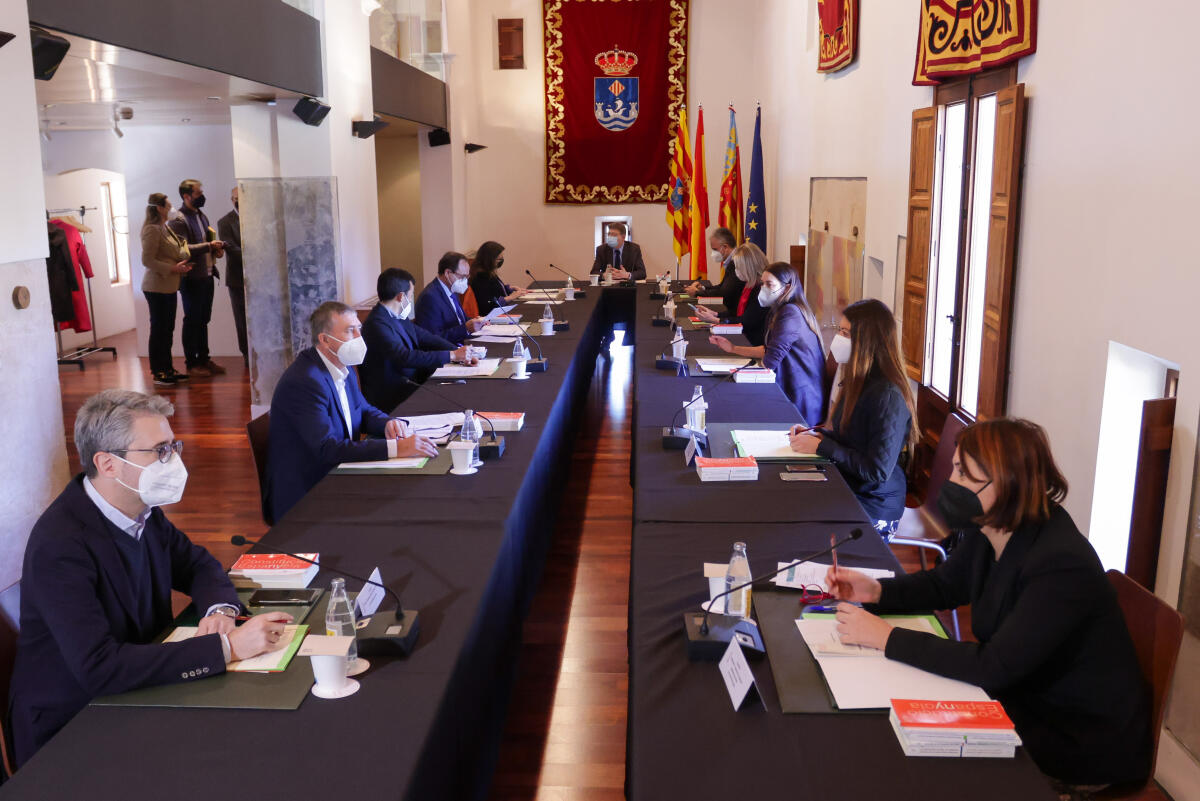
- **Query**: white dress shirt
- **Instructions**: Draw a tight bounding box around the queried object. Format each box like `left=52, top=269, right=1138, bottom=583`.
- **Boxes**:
left=316, top=347, right=398, bottom=458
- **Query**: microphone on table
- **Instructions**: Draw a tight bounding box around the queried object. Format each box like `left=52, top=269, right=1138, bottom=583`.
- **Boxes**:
left=526, top=269, right=569, bottom=332
left=398, top=376, right=504, bottom=459
left=685, top=528, right=864, bottom=661
left=549, top=263, right=586, bottom=299
left=661, top=361, right=757, bottom=449
left=230, top=534, right=421, bottom=655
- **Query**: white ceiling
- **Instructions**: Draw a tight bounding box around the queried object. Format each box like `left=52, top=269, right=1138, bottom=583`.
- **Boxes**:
left=34, top=32, right=305, bottom=131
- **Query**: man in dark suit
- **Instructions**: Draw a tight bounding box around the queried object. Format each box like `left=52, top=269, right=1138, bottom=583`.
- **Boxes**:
left=267, top=301, right=439, bottom=521
left=217, top=186, right=247, bottom=367
left=9, top=390, right=291, bottom=766
left=685, top=226, right=744, bottom=312
left=414, top=251, right=486, bottom=345
left=360, top=268, right=478, bottom=412
left=168, top=179, right=227, bottom=377
left=590, top=221, right=647, bottom=280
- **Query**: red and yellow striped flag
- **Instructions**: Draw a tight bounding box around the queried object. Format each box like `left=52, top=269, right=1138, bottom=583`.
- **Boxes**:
left=687, top=106, right=709, bottom=280
left=665, top=106, right=692, bottom=265
left=718, top=106, right=743, bottom=246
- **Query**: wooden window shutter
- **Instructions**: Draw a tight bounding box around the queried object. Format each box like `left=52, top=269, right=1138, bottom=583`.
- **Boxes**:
left=901, top=106, right=937, bottom=383
left=498, top=19, right=524, bottom=69
left=975, top=83, right=1027, bottom=418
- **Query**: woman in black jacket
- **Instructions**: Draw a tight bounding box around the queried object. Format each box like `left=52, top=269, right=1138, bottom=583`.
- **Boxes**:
left=693, top=242, right=770, bottom=346
left=469, top=241, right=527, bottom=314
left=788, top=298, right=916, bottom=533
left=828, top=418, right=1151, bottom=794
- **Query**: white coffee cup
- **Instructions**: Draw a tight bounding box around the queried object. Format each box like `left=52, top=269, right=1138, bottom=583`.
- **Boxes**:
left=310, top=653, right=349, bottom=693
left=564, top=286, right=575, bottom=300
left=589, top=274, right=600, bottom=286
left=540, top=319, right=554, bottom=336
left=707, top=576, right=726, bottom=613
left=512, top=357, right=528, bottom=379
left=448, top=440, right=475, bottom=474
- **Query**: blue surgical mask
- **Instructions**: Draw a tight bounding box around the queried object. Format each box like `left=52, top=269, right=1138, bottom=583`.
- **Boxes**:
left=605, top=235, right=619, bottom=248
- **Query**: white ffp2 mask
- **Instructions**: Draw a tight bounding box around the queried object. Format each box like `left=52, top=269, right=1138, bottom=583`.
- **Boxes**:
left=115, top=452, right=189, bottom=507
left=830, top=333, right=852, bottom=364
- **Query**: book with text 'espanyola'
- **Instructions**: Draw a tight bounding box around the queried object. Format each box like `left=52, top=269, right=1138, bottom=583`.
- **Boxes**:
left=890, top=699, right=1021, bottom=744
left=229, top=552, right=320, bottom=589
left=477, top=411, right=525, bottom=431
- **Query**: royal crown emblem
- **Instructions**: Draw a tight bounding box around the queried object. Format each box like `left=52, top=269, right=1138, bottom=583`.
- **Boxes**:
left=594, top=46, right=638, bottom=76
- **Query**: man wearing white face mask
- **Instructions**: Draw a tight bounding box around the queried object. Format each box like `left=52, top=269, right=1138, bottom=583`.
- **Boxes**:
left=590, top=221, right=646, bottom=281
left=684, top=227, right=744, bottom=312
left=267, top=301, right=440, bottom=521
left=9, top=390, right=293, bottom=767
left=361, top=268, right=477, bottom=411
left=414, top=251, right=487, bottom=345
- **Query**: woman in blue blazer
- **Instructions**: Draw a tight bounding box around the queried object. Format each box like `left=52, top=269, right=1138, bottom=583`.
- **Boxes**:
left=708, top=261, right=826, bottom=425
left=788, top=298, right=917, bottom=534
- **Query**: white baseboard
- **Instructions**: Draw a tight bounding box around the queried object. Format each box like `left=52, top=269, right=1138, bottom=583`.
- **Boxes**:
left=1158, top=729, right=1200, bottom=801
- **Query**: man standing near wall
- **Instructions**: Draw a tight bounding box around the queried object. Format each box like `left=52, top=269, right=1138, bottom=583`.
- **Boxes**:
left=169, top=179, right=226, bottom=377
left=218, top=187, right=247, bottom=368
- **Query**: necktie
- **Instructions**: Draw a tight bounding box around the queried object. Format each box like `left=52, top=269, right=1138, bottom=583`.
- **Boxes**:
left=613, top=248, right=622, bottom=270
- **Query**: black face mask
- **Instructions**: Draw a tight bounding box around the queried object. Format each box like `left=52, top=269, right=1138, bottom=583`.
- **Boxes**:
left=936, top=479, right=990, bottom=530
left=192, top=194, right=206, bottom=209
left=496, top=257, right=504, bottom=269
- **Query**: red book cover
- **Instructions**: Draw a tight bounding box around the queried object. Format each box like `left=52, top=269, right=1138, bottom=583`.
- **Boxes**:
left=477, top=412, right=523, bottom=420
left=695, top=456, right=758, bottom=468
left=230, top=553, right=318, bottom=573
left=891, top=699, right=1015, bottom=730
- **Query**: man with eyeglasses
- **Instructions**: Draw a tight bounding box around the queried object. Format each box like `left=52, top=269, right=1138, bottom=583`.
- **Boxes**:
left=414, top=251, right=488, bottom=345
left=9, top=389, right=292, bottom=767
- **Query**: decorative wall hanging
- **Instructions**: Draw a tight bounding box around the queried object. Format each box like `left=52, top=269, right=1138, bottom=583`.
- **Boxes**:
left=817, top=0, right=858, bottom=73
left=913, top=0, right=1037, bottom=86
left=544, top=0, right=689, bottom=203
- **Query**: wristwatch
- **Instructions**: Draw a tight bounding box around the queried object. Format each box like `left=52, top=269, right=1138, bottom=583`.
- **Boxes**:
left=208, top=606, right=238, bottom=619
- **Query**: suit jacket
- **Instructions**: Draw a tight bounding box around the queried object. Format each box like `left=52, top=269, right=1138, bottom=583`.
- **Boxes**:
left=722, top=281, right=769, bottom=347
left=816, top=371, right=910, bottom=523
left=167, top=208, right=218, bottom=282
left=414, top=278, right=471, bottom=345
left=760, top=303, right=825, bottom=427
left=217, top=210, right=243, bottom=289
left=267, top=347, right=393, bottom=521
left=359, top=303, right=456, bottom=412
left=697, top=260, right=746, bottom=312
left=877, top=505, right=1152, bottom=786
left=9, top=476, right=236, bottom=766
left=590, top=241, right=647, bottom=280
left=140, top=223, right=190, bottom=294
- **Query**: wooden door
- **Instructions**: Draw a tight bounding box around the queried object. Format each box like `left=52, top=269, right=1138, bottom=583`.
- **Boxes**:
left=901, top=106, right=937, bottom=383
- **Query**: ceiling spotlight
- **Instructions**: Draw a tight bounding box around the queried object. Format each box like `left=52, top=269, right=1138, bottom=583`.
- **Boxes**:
left=267, top=98, right=277, bottom=106
left=112, top=124, right=124, bottom=139
left=181, top=118, right=191, bottom=123
left=206, top=96, right=221, bottom=101
left=464, top=142, right=487, bottom=154
left=119, top=106, right=133, bottom=120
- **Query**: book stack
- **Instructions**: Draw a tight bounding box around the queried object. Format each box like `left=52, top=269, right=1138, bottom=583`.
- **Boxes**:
left=477, top=411, right=525, bottom=431
left=694, top=456, right=759, bottom=482
left=889, top=699, right=1021, bottom=758
left=733, top=367, right=776, bottom=383
left=229, top=552, right=320, bottom=589
left=711, top=323, right=743, bottom=335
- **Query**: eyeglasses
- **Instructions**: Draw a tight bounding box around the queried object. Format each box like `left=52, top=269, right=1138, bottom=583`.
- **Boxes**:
left=115, top=440, right=184, bottom=463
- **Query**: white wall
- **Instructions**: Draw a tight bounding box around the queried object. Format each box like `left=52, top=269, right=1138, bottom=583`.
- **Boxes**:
left=41, top=125, right=244, bottom=359
left=376, top=134, right=424, bottom=275
left=0, top=0, right=70, bottom=590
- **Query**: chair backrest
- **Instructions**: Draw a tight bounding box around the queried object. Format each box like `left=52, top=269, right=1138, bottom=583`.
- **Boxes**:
left=0, top=581, right=20, bottom=779
left=245, top=412, right=273, bottom=526
left=922, top=411, right=970, bottom=517
left=461, top=287, right=480, bottom=319
left=1107, top=569, right=1185, bottom=776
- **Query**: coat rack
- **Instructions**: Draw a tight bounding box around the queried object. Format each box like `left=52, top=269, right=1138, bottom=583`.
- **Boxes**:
left=47, top=205, right=117, bottom=369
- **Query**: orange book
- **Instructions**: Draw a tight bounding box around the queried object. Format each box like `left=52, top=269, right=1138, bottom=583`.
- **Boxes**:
left=695, top=456, right=758, bottom=468
left=890, top=699, right=1015, bottom=731
left=230, top=553, right=318, bottom=574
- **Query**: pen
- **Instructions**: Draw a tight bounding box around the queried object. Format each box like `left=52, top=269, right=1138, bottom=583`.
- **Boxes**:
left=830, top=532, right=838, bottom=586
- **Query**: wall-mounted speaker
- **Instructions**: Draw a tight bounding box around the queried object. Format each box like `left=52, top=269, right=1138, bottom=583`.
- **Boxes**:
left=30, top=27, right=70, bottom=81
left=352, top=116, right=390, bottom=139
left=292, top=96, right=331, bottom=127
left=427, top=128, right=451, bottom=147
left=1, top=31, right=16, bottom=50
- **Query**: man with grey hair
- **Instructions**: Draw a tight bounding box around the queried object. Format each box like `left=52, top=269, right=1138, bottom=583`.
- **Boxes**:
left=9, top=389, right=291, bottom=767
left=266, top=300, right=439, bottom=521
left=684, top=226, right=745, bottom=312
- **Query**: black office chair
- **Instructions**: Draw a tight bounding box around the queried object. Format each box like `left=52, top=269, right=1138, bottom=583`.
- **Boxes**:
left=245, top=412, right=273, bottom=526
left=0, top=581, right=21, bottom=780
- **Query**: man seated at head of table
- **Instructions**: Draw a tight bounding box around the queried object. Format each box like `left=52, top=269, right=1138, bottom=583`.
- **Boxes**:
left=9, top=390, right=293, bottom=767
left=267, top=301, right=439, bottom=522
left=414, top=251, right=488, bottom=345
left=590, top=221, right=647, bottom=281
left=360, top=267, right=479, bottom=412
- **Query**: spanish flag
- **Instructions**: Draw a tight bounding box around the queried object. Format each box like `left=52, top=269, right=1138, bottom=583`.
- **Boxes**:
left=665, top=106, right=692, bottom=266
left=717, top=106, right=743, bottom=246
left=688, top=106, right=709, bottom=280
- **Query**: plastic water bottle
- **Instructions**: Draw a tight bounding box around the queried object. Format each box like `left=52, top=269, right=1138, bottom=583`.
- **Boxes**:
left=325, top=577, right=358, bottom=671
left=725, top=542, right=752, bottom=618
left=565, top=275, right=574, bottom=290
left=686, top=384, right=708, bottom=433
left=461, top=408, right=481, bottom=467
left=541, top=303, right=554, bottom=322
left=512, top=339, right=528, bottom=361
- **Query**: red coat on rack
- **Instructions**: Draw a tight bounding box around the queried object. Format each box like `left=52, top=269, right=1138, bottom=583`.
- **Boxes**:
left=50, top=219, right=94, bottom=333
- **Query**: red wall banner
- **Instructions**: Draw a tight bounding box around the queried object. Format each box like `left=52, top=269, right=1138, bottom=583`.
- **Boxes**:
left=913, top=0, right=1037, bottom=85
left=817, top=0, right=858, bottom=73
left=544, top=0, right=689, bottom=204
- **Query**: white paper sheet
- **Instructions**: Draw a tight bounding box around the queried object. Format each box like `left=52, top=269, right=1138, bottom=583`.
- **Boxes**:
left=336, top=457, right=430, bottom=470
left=471, top=335, right=520, bottom=344
left=730, top=429, right=800, bottom=460
left=166, top=625, right=306, bottom=672
left=478, top=324, right=529, bottom=337
left=695, top=358, right=752, bottom=373
left=404, top=412, right=464, bottom=436
left=431, top=357, right=501, bottom=378
left=795, top=616, right=935, bottom=656
left=772, top=560, right=895, bottom=590
left=522, top=300, right=564, bottom=306
left=354, top=567, right=385, bottom=618
left=484, top=304, right=518, bottom=320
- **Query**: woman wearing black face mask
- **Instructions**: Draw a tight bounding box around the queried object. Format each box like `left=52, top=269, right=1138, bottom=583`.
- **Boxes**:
left=469, top=240, right=527, bottom=314
left=827, top=418, right=1152, bottom=795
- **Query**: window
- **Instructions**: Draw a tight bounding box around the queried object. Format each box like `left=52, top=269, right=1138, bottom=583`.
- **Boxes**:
left=99, top=181, right=131, bottom=285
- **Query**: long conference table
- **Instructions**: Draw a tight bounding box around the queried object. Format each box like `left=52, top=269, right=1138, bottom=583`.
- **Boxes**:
left=2, top=282, right=1056, bottom=800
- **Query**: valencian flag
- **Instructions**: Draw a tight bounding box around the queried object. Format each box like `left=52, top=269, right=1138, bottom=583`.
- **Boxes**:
left=718, top=106, right=743, bottom=246
left=744, top=106, right=767, bottom=255
left=687, top=105, right=709, bottom=280
left=665, top=106, right=693, bottom=265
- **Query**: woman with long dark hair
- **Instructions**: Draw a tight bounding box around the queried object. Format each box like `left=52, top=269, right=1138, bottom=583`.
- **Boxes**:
left=708, top=261, right=825, bottom=424
left=469, top=240, right=527, bottom=314
left=789, top=298, right=916, bottom=534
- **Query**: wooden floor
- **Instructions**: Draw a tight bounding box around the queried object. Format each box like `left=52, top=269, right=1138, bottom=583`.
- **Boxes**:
left=56, top=330, right=1173, bottom=801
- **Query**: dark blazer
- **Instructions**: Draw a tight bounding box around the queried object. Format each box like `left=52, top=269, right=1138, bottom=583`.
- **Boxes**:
left=697, top=259, right=746, bottom=312
left=590, top=241, right=647, bottom=280
left=359, top=303, right=456, bottom=412
left=414, top=278, right=471, bottom=345
left=216, top=210, right=242, bottom=289
left=10, top=476, right=236, bottom=766
left=877, top=505, right=1152, bottom=786
left=815, top=371, right=910, bottom=523
left=759, top=303, right=825, bottom=427
left=721, top=281, right=769, bottom=347
left=167, top=209, right=218, bottom=281
left=267, top=347, right=392, bottom=521
left=469, top=272, right=514, bottom=315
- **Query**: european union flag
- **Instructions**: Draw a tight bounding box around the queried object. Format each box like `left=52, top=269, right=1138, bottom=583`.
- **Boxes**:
left=744, top=106, right=767, bottom=255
